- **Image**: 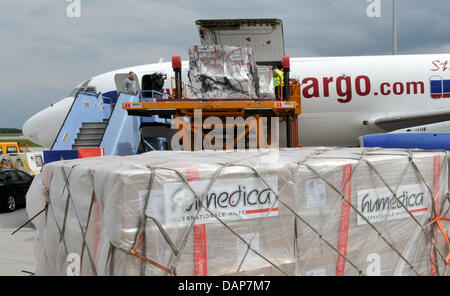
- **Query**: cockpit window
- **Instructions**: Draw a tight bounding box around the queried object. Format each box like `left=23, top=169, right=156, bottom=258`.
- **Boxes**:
left=68, top=79, right=92, bottom=97
left=68, top=88, right=79, bottom=97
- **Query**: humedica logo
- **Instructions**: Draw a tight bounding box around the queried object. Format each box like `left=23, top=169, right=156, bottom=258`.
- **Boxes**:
left=162, top=176, right=280, bottom=226
left=357, top=184, right=428, bottom=225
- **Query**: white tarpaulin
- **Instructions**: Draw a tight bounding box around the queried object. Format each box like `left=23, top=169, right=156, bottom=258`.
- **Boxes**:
left=26, top=148, right=450, bottom=276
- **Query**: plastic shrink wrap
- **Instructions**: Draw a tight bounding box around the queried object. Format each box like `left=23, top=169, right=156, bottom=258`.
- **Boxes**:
left=256, top=65, right=274, bottom=99
left=26, top=148, right=450, bottom=276
left=187, top=45, right=260, bottom=99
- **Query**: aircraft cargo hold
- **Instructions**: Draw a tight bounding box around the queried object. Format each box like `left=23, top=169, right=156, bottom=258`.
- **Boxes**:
left=26, top=148, right=449, bottom=276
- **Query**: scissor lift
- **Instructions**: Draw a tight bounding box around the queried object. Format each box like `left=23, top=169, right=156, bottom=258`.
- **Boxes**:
left=123, top=56, right=301, bottom=150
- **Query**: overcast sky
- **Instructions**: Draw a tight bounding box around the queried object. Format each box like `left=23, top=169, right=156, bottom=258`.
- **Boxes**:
left=0, top=0, right=449, bottom=128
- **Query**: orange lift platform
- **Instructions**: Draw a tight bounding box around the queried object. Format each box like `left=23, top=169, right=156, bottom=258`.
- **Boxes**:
left=123, top=56, right=302, bottom=150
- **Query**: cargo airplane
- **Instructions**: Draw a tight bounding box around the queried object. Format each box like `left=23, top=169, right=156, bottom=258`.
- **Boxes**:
left=22, top=53, right=450, bottom=149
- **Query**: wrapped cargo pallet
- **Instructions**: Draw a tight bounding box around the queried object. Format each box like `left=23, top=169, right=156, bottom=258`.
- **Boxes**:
left=257, top=65, right=275, bottom=99
left=187, top=45, right=260, bottom=99
left=26, top=148, right=450, bottom=276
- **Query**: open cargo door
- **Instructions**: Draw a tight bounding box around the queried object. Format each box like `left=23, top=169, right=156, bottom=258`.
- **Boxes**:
left=195, top=19, right=285, bottom=66
left=114, top=73, right=141, bottom=96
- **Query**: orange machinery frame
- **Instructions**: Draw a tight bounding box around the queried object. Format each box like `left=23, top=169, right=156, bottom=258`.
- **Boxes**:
left=123, top=55, right=301, bottom=150
left=123, top=81, right=301, bottom=150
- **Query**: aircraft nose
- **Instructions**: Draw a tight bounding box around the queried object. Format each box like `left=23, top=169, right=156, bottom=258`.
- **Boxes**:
left=22, top=115, right=40, bottom=146
left=22, top=97, right=75, bottom=148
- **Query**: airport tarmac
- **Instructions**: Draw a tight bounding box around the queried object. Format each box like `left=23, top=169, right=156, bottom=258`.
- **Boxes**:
left=0, top=208, right=36, bottom=276
left=0, top=136, right=26, bottom=140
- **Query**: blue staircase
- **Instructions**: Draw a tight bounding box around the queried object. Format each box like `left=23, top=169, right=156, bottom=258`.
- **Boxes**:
left=100, top=93, right=141, bottom=155
left=52, top=91, right=111, bottom=151
left=51, top=91, right=169, bottom=156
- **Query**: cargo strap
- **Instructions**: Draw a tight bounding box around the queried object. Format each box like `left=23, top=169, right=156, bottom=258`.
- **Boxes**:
left=40, top=148, right=450, bottom=276
left=365, top=151, right=449, bottom=273
left=186, top=168, right=209, bottom=276
left=303, top=149, right=449, bottom=276
left=125, top=152, right=450, bottom=275
left=79, top=182, right=97, bottom=274
left=435, top=217, right=450, bottom=243
left=138, top=151, right=362, bottom=276
left=433, top=217, right=450, bottom=265
left=132, top=165, right=180, bottom=276
left=194, top=224, right=208, bottom=276
left=59, top=166, right=98, bottom=276
left=431, top=154, right=442, bottom=276
left=160, top=163, right=289, bottom=276
left=129, top=234, right=174, bottom=276
left=336, top=164, right=353, bottom=276
left=11, top=205, right=48, bottom=235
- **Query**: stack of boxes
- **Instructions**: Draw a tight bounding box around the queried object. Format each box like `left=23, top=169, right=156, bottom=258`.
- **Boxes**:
left=27, top=148, right=449, bottom=276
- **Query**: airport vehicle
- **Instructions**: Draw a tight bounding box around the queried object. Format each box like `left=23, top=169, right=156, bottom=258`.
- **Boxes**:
left=0, top=169, right=33, bottom=212
left=0, top=142, right=43, bottom=176
left=0, top=142, right=21, bottom=155
left=22, top=19, right=450, bottom=149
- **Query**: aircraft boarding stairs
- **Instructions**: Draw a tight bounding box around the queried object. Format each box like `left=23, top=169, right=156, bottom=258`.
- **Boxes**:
left=51, top=90, right=171, bottom=156
left=72, top=120, right=109, bottom=149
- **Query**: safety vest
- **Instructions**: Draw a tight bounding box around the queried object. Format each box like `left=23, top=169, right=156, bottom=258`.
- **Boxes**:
left=273, top=69, right=284, bottom=87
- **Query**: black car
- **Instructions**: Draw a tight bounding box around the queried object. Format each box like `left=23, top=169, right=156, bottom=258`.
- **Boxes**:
left=0, top=169, right=34, bottom=212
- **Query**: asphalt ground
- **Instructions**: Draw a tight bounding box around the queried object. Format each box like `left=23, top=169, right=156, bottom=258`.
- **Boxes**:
left=0, top=208, right=36, bottom=276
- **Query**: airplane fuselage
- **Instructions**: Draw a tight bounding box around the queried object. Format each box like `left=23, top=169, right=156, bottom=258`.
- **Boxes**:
left=22, top=53, right=450, bottom=148
left=293, top=54, right=450, bottom=146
